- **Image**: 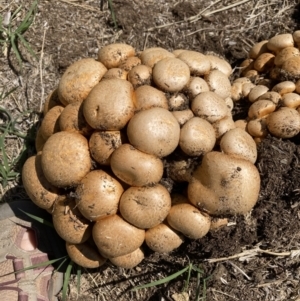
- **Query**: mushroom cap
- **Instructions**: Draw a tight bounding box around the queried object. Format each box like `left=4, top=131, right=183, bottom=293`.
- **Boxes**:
left=22, top=154, right=59, bottom=210
left=167, top=203, right=211, bottom=240
left=248, top=99, right=276, bottom=119
left=98, top=43, right=135, bottom=69
left=266, top=107, right=300, bottom=138
left=83, top=78, right=135, bottom=130
left=272, top=81, right=296, bottom=95
left=253, top=53, right=275, bottom=72
left=110, top=143, right=164, bottom=186
left=281, top=92, right=300, bottom=108
left=102, top=68, right=128, bottom=80
left=274, top=46, right=300, bottom=67
left=188, top=151, right=260, bottom=215
left=191, top=91, right=229, bottom=123
left=220, top=128, right=257, bottom=163
left=66, top=241, right=107, bottom=269
left=58, top=58, right=107, bottom=105
left=109, top=248, right=144, bottom=269
left=75, top=170, right=124, bottom=221
left=172, top=109, right=194, bottom=126
left=152, top=58, right=190, bottom=92
left=118, top=56, right=141, bottom=71
left=205, top=54, right=232, bottom=77
left=127, top=107, right=180, bottom=157
left=246, top=118, right=268, bottom=138
left=127, top=64, right=152, bottom=88
left=43, top=88, right=63, bottom=116
left=267, top=33, right=294, bottom=53
left=248, top=85, right=269, bottom=103
left=140, top=47, right=175, bottom=68
left=185, top=76, right=210, bottom=99
left=41, top=131, right=91, bottom=188
left=119, top=184, right=171, bottom=229
left=145, top=223, right=184, bottom=253
left=281, top=56, right=300, bottom=80
left=92, top=214, right=145, bottom=258
left=179, top=117, right=216, bottom=156
left=177, top=50, right=211, bottom=76
left=168, top=93, right=189, bottom=111
left=249, top=40, right=269, bottom=59
left=212, top=115, right=236, bottom=140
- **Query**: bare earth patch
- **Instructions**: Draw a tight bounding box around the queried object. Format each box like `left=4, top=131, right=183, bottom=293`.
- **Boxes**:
left=1, top=0, right=300, bottom=300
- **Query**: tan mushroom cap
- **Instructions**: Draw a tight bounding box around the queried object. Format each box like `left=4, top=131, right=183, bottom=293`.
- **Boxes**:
left=267, top=107, right=300, bottom=138
left=102, top=68, right=128, bottom=80
left=92, top=215, right=145, bottom=258
left=205, top=54, right=232, bottom=77
left=295, top=79, right=300, bottom=94
left=152, top=58, right=190, bottom=92
left=89, top=130, right=123, bottom=165
left=248, top=99, right=276, bottom=119
left=134, top=85, right=168, bottom=111
left=220, top=128, right=257, bottom=163
left=224, top=97, right=234, bottom=112
left=204, top=69, right=232, bottom=99
left=140, top=47, right=175, bottom=68
left=231, top=82, right=243, bottom=102
left=58, top=58, right=107, bottom=105
left=249, top=40, right=269, bottom=59
left=281, top=56, right=300, bottom=80
left=274, top=47, right=300, bottom=67
left=188, top=151, right=260, bottom=215
left=267, top=33, right=294, bottom=53
left=39, top=106, right=64, bottom=140
left=191, top=91, right=229, bottom=123
left=119, top=184, right=171, bottom=229
left=110, top=144, right=164, bottom=187
left=244, top=69, right=259, bottom=79
left=234, top=119, right=247, bottom=131
left=127, top=107, right=180, bottom=158
left=172, top=109, right=194, bottom=126
left=43, top=89, right=63, bottom=116
left=177, top=50, right=211, bottom=76
left=179, top=117, right=216, bottom=156
left=145, top=223, right=184, bottom=253
left=248, top=85, right=269, bottom=103
left=281, top=93, right=300, bottom=108
left=240, top=58, right=254, bottom=77
left=83, top=78, right=135, bottom=130
left=109, top=248, right=144, bottom=269
left=246, top=118, right=268, bottom=138
left=35, top=128, right=46, bottom=152
left=22, top=154, right=59, bottom=210
left=75, top=170, right=124, bottom=221
left=167, top=203, right=211, bottom=240
left=272, top=81, right=296, bottom=95
left=257, top=91, right=282, bottom=105
left=253, top=53, right=275, bottom=72
left=185, top=77, right=210, bottom=99
left=66, top=241, right=106, bottom=269
left=242, top=82, right=256, bottom=98
left=41, top=131, right=91, bottom=188
left=59, top=102, right=92, bottom=136
left=118, top=56, right=141, bottom=71
left=127, top=64, right=152, bottom=88
left=212, top=115, right=236, bottom=140
left=172, top=49, right=187, bottom=57
left=98, top=43, right=135, bottom=69
left=52, top=197, right=92, bottom=244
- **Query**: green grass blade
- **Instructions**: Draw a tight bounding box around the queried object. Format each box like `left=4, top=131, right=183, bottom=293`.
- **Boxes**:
left=183, top=264, right=192, bottom=292
left=10, top=5, right=23, bottom=20
left=62, top=260, right=74, bottom=301
left=107, top=0, right=118, bottom=28
left=18, top=209, right=55, bottom=228
left=76, top=265, right=82, bottom=294
left=132, top=265, right=189, bottom=291
left=10, top=34, right=22, bottom=69
left=17, top=0, right=38, bottom=33
left=17, top=33, right=37, bottom=60
left=192, top=266, right=204, bottom=274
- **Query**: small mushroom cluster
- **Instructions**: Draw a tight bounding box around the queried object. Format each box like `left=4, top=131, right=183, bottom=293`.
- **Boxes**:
left=234, top=31, right=300, bottom=140
left=22, top=43, right=260, bottom=269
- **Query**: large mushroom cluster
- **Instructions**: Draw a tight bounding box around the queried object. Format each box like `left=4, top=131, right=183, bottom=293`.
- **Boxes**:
left=22, top=43, right=261, bottom=269
left=233, top=31, right=300, bottom=141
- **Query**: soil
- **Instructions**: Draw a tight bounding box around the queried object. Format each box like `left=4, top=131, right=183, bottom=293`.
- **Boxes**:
left=1, top=0, right=300, bottom=301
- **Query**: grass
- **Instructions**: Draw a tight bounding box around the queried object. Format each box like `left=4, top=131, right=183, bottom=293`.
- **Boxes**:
left=132, top=262, right=210, bottom=301
left=0, top=0, right=38, bottom=71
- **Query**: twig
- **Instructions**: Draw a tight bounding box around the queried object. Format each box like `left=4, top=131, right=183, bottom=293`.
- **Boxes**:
left=57, top=0, right=102, bottom=12
left=211, top=288, right=238, bottom=300
left=228, top=261, right=252, bottom=281
left=39, top=23, right=48, bottom=114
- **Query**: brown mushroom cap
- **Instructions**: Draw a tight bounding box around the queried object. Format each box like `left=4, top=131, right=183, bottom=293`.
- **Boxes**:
left=281, top=92, right=300, bottom=108
left=281, top=56, right=300, bottom=80
left=127, top=107, right=180, bottom=157
left=267, top=33, right=294, bottom=53
left=89, top=130, right=123, bottom=165
left=205, top=54, right=232, bottom=77
left=274, top=46, right=300, bottom=67
left=58, top=58, right=107, bottom=106
left=248, top=85, right=269, bottom=103
left=83, top=78, right=135, bottom=130
left=127, top=64, right=152, bottom=88
left=253, top=53, right=275, bottom=72
left=248, top=99, right=276, bottom=119
left=109, top=248, right=144, bottom=269
left=75, top=170, right=124, bottom=221
left=188, top=151, right=260, bottom=215
left=22, top=154, right=60, bottom=210
left=220, top=128, right=257, bottom=163
left=257, top=91, right=282, bottom=105
left=92, top=214, right=145, bottom=258
left=102, top=68, right=128, bottom=80
left=191, top=91, right=229, bottom=123
left=179, top=117, right=216, bottom=156
left=35, top=128, right=47, bottom=152
left=110, top=143, right=164, bottom=186
left=66, top=241, right=107, bottom=269
left=41, top=131, right=91, bottom=188
left=266, top=107, right=300, bottom=138
left=272, top=81, right=296, bottom=95
left=177, top=50, right=211, bottom=76
left=43, top=89, right=63, bottom=116
left=152, top=58, right=190, bottom=92
left=98, top=43, right=135, bottom=69
left=134, top=85, right=168, bottom=111
left=118, top=56, right=141, bottom=71
left=246, top=118, right=268, bottom=138
left=52, top=197, right=92, bottom=244
left=119, top=184, right=171, bottom=229
left=140, top=47, right=175, bottom=68
left=249, top=40, right=269, bottom=59
left=167, top=203, right=211, bottom=240
left=145, top=223, right=184, bottom=253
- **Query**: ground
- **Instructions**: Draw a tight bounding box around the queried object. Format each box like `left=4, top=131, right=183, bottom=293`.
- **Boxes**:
left=1, top=0, right=300, bottom=300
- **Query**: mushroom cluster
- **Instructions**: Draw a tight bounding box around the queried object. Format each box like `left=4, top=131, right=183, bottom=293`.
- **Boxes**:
left=22, top=43, right=260, bottom=269
left=234, top=31, right=300, bottom=140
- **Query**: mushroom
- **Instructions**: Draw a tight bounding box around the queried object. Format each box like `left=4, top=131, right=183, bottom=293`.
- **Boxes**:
left=267, top=33, right=294, bottom=54
left=109, top=248, right=144, bottom=268
left=249, top=40, right=269, bottom=59
left=140, top=47, right=175, bottom=68
left=127, top=64, right=152, bottom=88
left=205, top=54, right=232, bottom=77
